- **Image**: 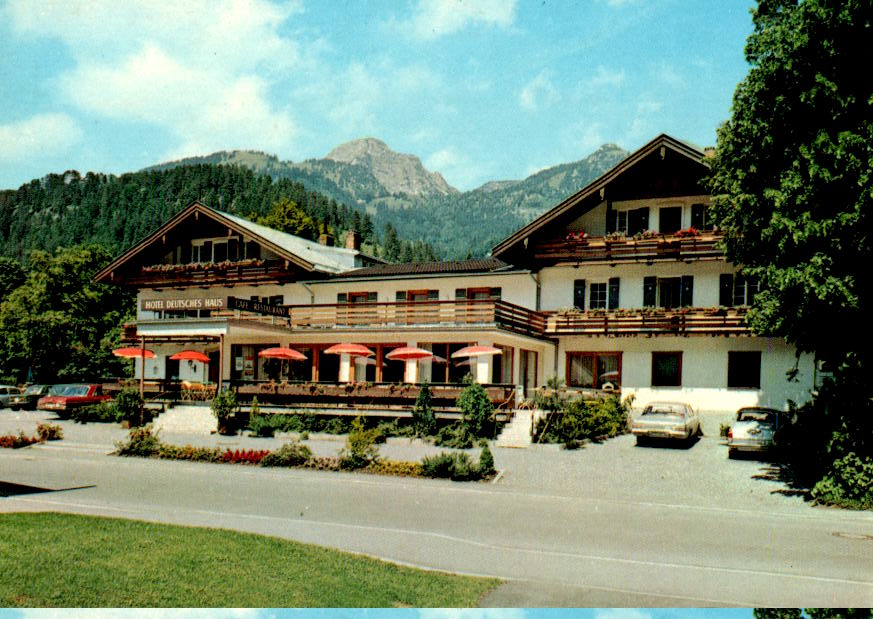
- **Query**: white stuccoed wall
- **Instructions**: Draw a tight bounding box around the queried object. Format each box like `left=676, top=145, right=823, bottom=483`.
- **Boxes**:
left=556, top=335, right=814, bottom=414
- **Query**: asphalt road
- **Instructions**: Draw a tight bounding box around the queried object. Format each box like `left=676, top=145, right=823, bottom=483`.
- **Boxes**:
left=2, top=410, right=872, bottom=607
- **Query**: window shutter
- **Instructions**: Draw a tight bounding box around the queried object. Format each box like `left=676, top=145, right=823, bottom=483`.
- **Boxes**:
left=719, top=274, right=733, bottom=307
left=573, top=279, right=586, bottom=310
left=455, top=288, right=466, bottom=299
left=608, top=277, right=620, bottom=310
left=396, top=291, right=406, bottom=301
left=428, top=290, right=439, bottom=300
left=680, top=275, right=694, bottom=307
left=643, top=276, right=657, bottom=307
left=367, top=292, right=378, bottom=302
left=691, top=203, right=705, bottom=230
left=337, top=293, right=347, bottom=303
left=489, top=287, right=502, bottom=299
left=605, top=203, right=616, bottom=234
left=630, top=207, right=650, bottom=235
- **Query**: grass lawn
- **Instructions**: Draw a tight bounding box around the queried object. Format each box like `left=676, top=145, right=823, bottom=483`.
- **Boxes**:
left=0, top=512, right=500, bottom=607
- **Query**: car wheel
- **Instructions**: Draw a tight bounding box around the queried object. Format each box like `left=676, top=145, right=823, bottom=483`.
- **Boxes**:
left=636, top=436, right=647, bottom=447
left=728, top=448, right=736, bottom=459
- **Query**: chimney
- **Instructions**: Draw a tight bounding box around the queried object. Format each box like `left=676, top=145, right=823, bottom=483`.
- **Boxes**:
left=318, top=233, right=334, bottom=247
left=345, top=230, right=361, bottom=251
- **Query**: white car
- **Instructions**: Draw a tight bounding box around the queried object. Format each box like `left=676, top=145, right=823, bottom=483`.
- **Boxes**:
left=0, top=385, right=22, bottom=408
left=632, top=401, right=700, bottom=444
left=727, top=407, right=784, bottom=458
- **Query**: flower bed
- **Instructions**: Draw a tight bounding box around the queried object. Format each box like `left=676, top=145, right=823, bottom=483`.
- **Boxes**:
left=114, top=426, right=495, bottom=482
left=0, top=432, right=43, bottom=449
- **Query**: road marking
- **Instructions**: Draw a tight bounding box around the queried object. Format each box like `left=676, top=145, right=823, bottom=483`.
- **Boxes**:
left=7, top=493, right=873, bottom=597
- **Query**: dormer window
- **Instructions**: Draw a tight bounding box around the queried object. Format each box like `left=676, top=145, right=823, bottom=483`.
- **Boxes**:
left=191, top=236, right=253, bottom=263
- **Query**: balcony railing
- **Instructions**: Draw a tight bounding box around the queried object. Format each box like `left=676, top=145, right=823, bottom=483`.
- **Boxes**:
left=533, top=231, right=724, bottom=264
left=279, top=299, right=546, bottom=338
left=545, top=307, right=749, bottom=336
left=123, top=260, right=295, bottom=287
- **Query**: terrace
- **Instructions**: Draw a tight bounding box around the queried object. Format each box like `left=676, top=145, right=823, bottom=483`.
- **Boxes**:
left=532, top=231, right=724, bottom=265
left=544, top=306, right=750, bottom=336
left=123, top=259, right=297, bottom=288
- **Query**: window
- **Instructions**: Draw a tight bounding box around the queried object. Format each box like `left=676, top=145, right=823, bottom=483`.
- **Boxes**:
left=659, top=206, right=682, bottom=234
left=719, top=274, right=758, bottom=307
left=727, top=351, right=761, bottom=389
left=589, top=283, right=607, bottom=309
left=491, top=345, right=513, bottom=384
left=398, top=290, right=438, bottom=302
left=644, top=276, right=693, bottom=308
left=455, top=287, right=501, bottom=300
left=573, top=279, right=586, bottom=310
left=609, top=207, right=649, bottom=235
left=652, top=352, right=682, bottom=387
left=691, top=203, right=714, bottom=231
left=566, top=352, right=621, bottom=389
left=191, top=236, right=244, bottom=264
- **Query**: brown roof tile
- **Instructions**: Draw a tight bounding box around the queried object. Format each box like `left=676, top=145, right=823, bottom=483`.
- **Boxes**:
left=328, top=257, right=513, bottom=280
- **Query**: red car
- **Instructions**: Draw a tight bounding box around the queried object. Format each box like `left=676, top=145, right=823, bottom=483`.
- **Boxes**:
left=37, top=384, right=111, bottom=417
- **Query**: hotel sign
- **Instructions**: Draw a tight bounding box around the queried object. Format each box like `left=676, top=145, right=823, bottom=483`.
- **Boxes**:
left=227, top=296, right=289, bottom=317
left=140, top=297, right=227, bottom=311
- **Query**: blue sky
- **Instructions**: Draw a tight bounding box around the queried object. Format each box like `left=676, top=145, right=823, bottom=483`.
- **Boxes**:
left=0, top=0, right=755, bottom=191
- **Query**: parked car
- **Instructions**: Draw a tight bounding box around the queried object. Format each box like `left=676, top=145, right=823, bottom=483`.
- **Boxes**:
left=36, top=384, right=111, bottom=417
left=0, top=384, right=22, bottom=408
left=8, top=384, right=51, bottom=411
left=632, top=401, right=700, bottom=444
left=727, top=406, right=785, bottom=458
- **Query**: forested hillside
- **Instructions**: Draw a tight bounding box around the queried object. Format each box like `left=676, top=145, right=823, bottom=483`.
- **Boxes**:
left=0, top=164, right=438, bottom=264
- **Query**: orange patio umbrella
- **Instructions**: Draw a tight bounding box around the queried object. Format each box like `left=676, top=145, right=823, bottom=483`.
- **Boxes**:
left=170, top=350, right=210, bottom=363
left=258, top=347, right=307, bottom=361
left=385, top=346, right=433, bottom=361
left=450, top=345, right=503, bottom=359
left=323, top=343, right=375, bottom=357
left=113, top=347, right=155, bottom=359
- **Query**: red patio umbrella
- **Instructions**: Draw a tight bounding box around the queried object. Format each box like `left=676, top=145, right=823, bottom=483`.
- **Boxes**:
left=451, top=345, right=503, bottom=359
left=112, top=346, right=155, bottom=359
left=258, top=347, right=307, bottom=361
left=170, top=350, right=210, bottom=363
left=385, top=346, right=433, bottom=361
left=323, top=343, right=375, bottom=357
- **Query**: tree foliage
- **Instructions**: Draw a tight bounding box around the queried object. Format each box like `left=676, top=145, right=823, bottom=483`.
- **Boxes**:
left=0, top=244, right=133, bottom=383
left=254, top=198, right=319, bottom=240
left=709, top=1, right=873, bottom=495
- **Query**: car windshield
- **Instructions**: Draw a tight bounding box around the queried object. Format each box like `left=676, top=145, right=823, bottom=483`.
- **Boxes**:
left=644, top=403, right=687, bottom=417
left=50, top=384, right=75, bottom=395
left=64, top=386, right=90, bottom=397
left=737, top=409, right=777, bottom=424
left=24, top=385, right=44, bottom=395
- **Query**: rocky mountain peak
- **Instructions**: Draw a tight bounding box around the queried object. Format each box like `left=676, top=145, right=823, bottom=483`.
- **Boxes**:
left=326, top=138, right=458, bottom=197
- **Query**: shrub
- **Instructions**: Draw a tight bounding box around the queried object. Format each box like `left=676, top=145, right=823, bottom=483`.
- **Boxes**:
left=535, top=395, right=630, bottom=444
left=158, top=444, right=224, bottom=462
left=248, top=413, right=280, bottom=438
left=323, top=417, right=351, bottom=435
left=457, top=382, right=494, bottom=438
left=434, top=422, right=474, bottom=448
left=114, top=387, right=144, bottom=425
left=301, top=456, right=342, bottom=471
left=478, top=444, right=495, bottom=477
left=421, top=451, right=480, bottom=481
left=412, top=381, right=437, bottom=436
left=36, top=423, right=63, bottom=441
left=719, top=422, right=732, bottom=438
left=72, top=401, right=120, bottom=424
left=0, top=432, right=41, bottom=449
left=299, top=431, right=310, bottom=440
left=260, top=439, right=313, bottom=468
left=339, top=416, right=381, bottom=470
left=211, top=388, right=239, bottom=435
left=810, top=453, right=873, bottom=510
left=367, top=460, right=423, bottom=477
left=115, top=425, right=161, bottom=457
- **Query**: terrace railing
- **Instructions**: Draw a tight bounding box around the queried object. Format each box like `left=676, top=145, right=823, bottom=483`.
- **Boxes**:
left=533, top=231, right=724, bottom=264
left=545, top=307, right=750, bottom=336
left=124, top=260, right=295, bottom=287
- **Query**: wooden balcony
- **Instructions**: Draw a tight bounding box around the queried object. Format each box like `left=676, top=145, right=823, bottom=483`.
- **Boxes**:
left=533, top=231, right=724, bottom=265
left=278, top=299, right=547, bottom=338
left=545, top=307, right=750, bottom=336
left=123, top=260, right=296, bottom=288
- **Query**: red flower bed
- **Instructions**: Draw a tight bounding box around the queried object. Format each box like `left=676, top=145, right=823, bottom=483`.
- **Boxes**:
left=0, top=432, right=42, bottom=449
left=222, top=448, right=270, bottom=465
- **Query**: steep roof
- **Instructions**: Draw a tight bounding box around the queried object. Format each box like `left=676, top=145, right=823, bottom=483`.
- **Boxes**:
left=94, top=201, right=370, bottom=283
left=324, top=257, right=515, bottom=281
left=491, top=134, right=709, bottom=259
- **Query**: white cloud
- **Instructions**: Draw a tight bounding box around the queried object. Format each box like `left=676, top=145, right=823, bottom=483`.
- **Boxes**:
left=400, top=0, right=517, bottom=40
left=520, top=69, right=560, bottom=112
left=419, top=610, right=526, bottom=619
left=653, top=61, right=686, bottom=87
left=5, top=0, right=302, bottom=159
left=424, top=146, right=486, bottom=190
left=586, top=65, right=626, bottom=90
left=0, top=113, right=82, bottom=161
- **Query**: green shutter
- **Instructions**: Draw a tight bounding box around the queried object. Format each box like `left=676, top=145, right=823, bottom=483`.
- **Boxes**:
left=428, top=290, right=439, bottom=300
left=608, top=277, right=620, bottom=310
left=367, top=292, right=378, bottom=302
left=719, top=274, right=733, bottom=307
left=643, top=277, right=657, bottom=307
left=337, top=293, right=347, bottom=303
left=455, top=288, right=466, bottom=299
left=573, top=279, right=586, bottom=310
left=396, top=291, right=406, bottom=301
